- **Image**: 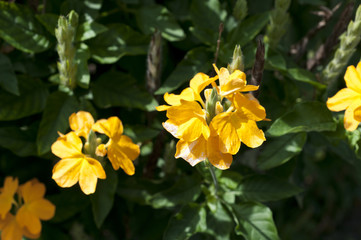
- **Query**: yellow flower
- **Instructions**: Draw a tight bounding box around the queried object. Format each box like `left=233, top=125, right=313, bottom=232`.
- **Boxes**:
left=51, top=131, right=106, bottom=195
left=93, top=117, right=140, bottom=175
left=327, top=62, right=361, bottom=131
left=0, top=177, right=18, bottom=219
left=0, top=213, right=40, bottom=240
left=157, top=65, right=267, bottom=170
left=16, top=180, right=55, bottom=236
left=69, top=111, right=95, bottom=139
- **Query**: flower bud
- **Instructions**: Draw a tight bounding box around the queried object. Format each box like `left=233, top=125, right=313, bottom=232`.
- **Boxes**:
left=227, top=45, right=244, bottom=73
left=206, top=87, right=219, bottom=124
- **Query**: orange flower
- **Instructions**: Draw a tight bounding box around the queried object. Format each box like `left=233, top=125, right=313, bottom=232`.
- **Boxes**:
left=0, top=177, right=18, bottom=219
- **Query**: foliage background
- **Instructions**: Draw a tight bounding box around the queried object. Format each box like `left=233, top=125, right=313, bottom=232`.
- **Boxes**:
left=1, top=0, right=361, bottom=239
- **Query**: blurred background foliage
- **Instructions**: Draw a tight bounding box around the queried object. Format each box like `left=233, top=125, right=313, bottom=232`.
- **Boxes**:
left=0, top=0, right=361, bottom=239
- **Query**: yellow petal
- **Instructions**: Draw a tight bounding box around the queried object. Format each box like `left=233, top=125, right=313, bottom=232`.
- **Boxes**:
left=175, top=137, right=207, bottom=166
left=207, top=135, right=232, bottom=170
left=354, top=106, right=361, bottom=122
left=344, top=99, right=361, bottom=131
left=215, top=101, right=223, bottom=115
left=96, top=144, right=107, bottom=157
left=2, top=177, right=18, bottom=196
left=236, top=119, right=266, bottom=148
left=16, top=206, right=41, bottom=235
left=190, top=73, right=217, bottom=96
left=69, top=111, right=94, bottom=139
left=0, top=213, right=23, bottom=240
left=241, top=85, right=259, bottom=92
left=52, top=158, right=83, bottom=188
left=51, top=132, right=83, bottom=159
left=156, top=105, right=170, bottom=111
left=107, top=137, right=138, bottom=175
left=177, top=117, right=207, bottom=142
left=27, top=199, right=55, bottom=220
left=218, top=67, right=230, bottom=87
left=163, top=88, right=196, bottom=106
left=220, top=76, right=246, bottom=96
left=162, top=119, right=179, bottom=138
left=79, top=157, right=106, bottom=195
left=326, top=88, right=360, bottom=112
left=204, top=88, right=212, bottom=102
left=0, top=177, right=18, bottom=219
left=232, top=92, right=266, bottom=121
left=93, top=117, right=123, bottom=140
left=344, top=64, right=361, bottom=93
left=19, top=180, right=45, bottom=203
left=211, top=112, right=241, bottom=155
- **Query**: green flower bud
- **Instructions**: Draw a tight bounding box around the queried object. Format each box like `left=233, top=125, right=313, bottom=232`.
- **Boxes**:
left=206, top=87, right=219, bottom=124
left=227, top=45, right=244, bottom=73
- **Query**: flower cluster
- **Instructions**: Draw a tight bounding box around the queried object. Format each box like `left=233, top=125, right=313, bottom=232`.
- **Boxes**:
left=0, top=177, right=55, bottom=240
left=157, top=65, right=267, bottom=169
left=327, top=62, right=361, bottom=131
left=51, top=111, right=140, bottom=195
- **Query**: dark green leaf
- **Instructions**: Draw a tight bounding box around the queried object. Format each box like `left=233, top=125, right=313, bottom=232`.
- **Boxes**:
left=0, top=53, right=19, bottom=95
left=228, top=12, right=269, bottom=47
left=156, top=47, right=213, bottom=94
left=267, top=101, right=337, bottom=137
left=75, top=44, right=91, bottom=89
left=88, top=24, right=149, bottom=64
left=232, top=202, right=280, bottom=240
left=288, top=68, right=326, bottom=89
left=35, top=13, right=58, bottom=35
left=236, top=175, right=302, bottom=202
left=0, top=126, right=37, bottom=157
left=265, top=51, right=287, bottom=71
left=90, top=164, right=118, bottom=228
left=36, top=92, right=80, bottom=155
left=190, top=0, right=226, bottom=45
left=258, top=133, right=307, bottom=170
left=92, top=71, right=158, bottom=111
left=164, top=203, right=206, bottom=240
left=0, top=77, right=49, bottom=120
left=149, top=176, right=202, bottom=208
left=124, top=125, right=160, bottom=142
left=61, top=0, right=102, bottom=22
left=135, top=4, right=185, bottom=41
left=76, top=21, right=108, bottom=41
left=204, top=201, right=234, bottom=239
left=0, top=2, right=52, bottom=53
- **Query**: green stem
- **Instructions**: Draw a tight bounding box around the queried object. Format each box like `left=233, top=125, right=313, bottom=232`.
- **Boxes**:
left=205, top=160, right=219, bottom=195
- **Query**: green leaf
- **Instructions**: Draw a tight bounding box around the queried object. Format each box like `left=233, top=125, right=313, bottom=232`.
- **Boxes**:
left=61, top=0, right=102, bottom=22
left=236, top=175, right=302, bottom=202
left=0, top=77, right=49, bottom=121
left=0, top=53, right=19, bottom=95
left=92, top=71, right=158, bottom=111
left=88, top=24, right=149, bottom=64
left=76, top=21, right=108, bottom=41
left=258, top=133, right=307, bottom=170
left=0, top=2, right=52, bottom=53
left=124, top=125, right=160, bottom=142
left=164, top=203, right=207, bottom=240
left=149, top=176, right=202, bottom=208
left=90, top=164, right=118, bottom=228
left=265, top=51, right=287, bottom=71
left=190, top=0, right=226, bottom=45
left=204, top=201, right=234, bottom=239
left=155, top=47, right=213, bottom=94
left=228, top=12, right=269, bottom=47
left=36, top=92, right=80, bottom=155
left=232, top=202, right=280, bottom=240
left=135, top=4, right=185, bottom=41
left=288, top=68, right=326, bottom=89
left=35, top=13, right=58, bottom=35
left=75, top=44, right=91, bottom=89
left=267, top=101, right=337, bottom=137
left=0, top=126, right=37, bottom=157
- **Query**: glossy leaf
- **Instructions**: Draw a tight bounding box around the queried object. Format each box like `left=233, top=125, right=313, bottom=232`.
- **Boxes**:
left=37, top=92, right=80, bottom=155
left=0, top=77, right=49, bottom=121
left=0, top=1, right=52, bottom=53
left=237, top=175, right=302, bottom=202
left=75, top=44, right=91, bottom=89
left=232, top=202, right=280, bottom=240
left=135, top=4, right=185, bottom=41
left=88, top=24, right=149, bottom=64
left=92, top=71, right=158, bottom=111
left=155, top=47, right=213, bottom=94
left=288, top=68, right=326, bottom=89
left=91, top=164, right=118, bottom=228
left=61, top=0, right=102, bottom=22
left=35, top=13, right=59, bottom=35
left=0, top=53, right=19, bottom=95
left=164, top=203, right=206, bottom=240
left=76, top=21, right=108, bottom=41
left=267, top=101, right=337, bottom=137
left=258, top=133, right=307, bottom=170
left=0, top=126, right=37, bottom=157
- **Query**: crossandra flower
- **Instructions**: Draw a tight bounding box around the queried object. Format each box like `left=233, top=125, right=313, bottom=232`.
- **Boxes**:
left=93, top=117, right=140, bottom=175
left=0, top=177, right=18, bottom=219
left=0, top=178, right=55, bottom=240
left=327, top=62, right=361, bottom=131
left=51, top=131, right=106, bottom=195
left=157, top=64, right=267, bottom=169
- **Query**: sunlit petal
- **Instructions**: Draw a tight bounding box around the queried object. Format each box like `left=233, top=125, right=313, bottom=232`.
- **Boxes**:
left=327, top=88, right=360, bottom=111
left=79, top=158, right=106, bottom=195
left=69, top=111, right=94, bottom=139
left=236, top=119, right=266, bottom=148
left=51, top=132, right=83, bottom=159
left=345, top=65, right=361, bottom=93
left=175, top=137, right=207, bottom=166
left=344, top=99, right=361, bottom=131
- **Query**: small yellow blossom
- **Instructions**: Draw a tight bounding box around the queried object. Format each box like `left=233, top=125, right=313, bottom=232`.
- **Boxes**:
left=93, top=117, right=140, bottom=175
left=327, top=62, right=361, bottom=131
left=0, top=177, right=18, bottom=219
left=157, top=63, right=267, bottom=169
left=69, top=111, right=95, bottom=139
left=51, top=131, right=106, bottom=195
left=0, top=178, right=54, bottom=240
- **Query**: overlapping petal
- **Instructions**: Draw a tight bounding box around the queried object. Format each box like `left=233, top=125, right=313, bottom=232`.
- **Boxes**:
left=156, top=88, right=196, bottom=111
left=232, top=92, right=266, bottom=121
left=0, top=177, right=18, bottom=219
left=344, top=64, right=361, bottom=93
left=327, top=88, right=360, bottom=111
left=69, top=111, right=95, bottom=139
left=190, top=73, right=218, bottom=98
left=175, top=137, right=207, bottom=166
left=207, top=135, right=232, bottom=170
left=93, top=116, right=123, bottom=141
left=0, top=213, right=24, bottom=240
